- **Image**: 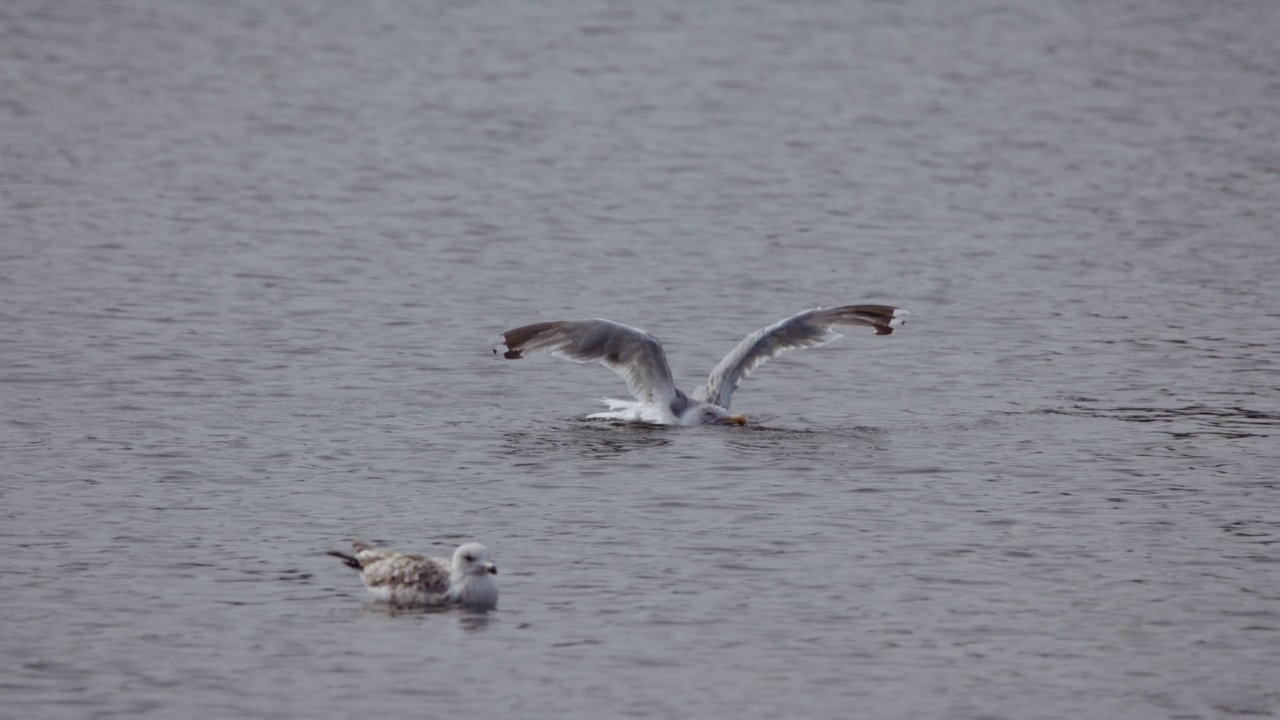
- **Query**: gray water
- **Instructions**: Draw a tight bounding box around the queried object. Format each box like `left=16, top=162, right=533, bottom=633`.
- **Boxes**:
left=3, top=1, right=1279, bottom=718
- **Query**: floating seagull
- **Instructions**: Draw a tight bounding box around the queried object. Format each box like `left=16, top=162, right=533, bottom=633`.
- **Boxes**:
left=328, top=541, right=498, bottom=610
left=494, top=305, right=907, bottom=425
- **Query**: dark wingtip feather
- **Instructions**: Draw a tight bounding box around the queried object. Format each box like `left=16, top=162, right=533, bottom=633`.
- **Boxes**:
left=835, top=304, right=905, bottom=335
left=327, top=550, right=362, bottom=571
left=495, top=321, right=562, bottom=361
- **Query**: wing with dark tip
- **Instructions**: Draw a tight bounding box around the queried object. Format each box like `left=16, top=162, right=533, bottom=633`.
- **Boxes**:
left=694, top=305, right=907, bottom=409
left=494, top=319, right=679, bottom=406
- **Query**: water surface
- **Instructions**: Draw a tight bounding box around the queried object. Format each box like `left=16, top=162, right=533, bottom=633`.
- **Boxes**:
left=3, top=1, right=1279, bottom=718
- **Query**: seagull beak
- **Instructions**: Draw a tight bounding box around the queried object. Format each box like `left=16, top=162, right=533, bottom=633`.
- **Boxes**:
left=484, top=563, right=497, bottom=575
left=726, top=415, right=747, bottom=426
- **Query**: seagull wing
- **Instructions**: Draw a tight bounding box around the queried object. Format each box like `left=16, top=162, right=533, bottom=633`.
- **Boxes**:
left=695, top=305, right=907, bottom=410
left=495, top=319, right=680, bottom=406
left=353, top=545, right=452, bottom=597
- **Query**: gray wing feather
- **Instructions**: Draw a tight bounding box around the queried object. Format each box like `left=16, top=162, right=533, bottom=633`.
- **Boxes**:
left=495, top=319, right=679, bottom=405
left=695, top=305, right=906, bottom=409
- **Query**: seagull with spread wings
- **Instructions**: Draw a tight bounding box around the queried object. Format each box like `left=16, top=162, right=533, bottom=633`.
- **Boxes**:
left=494, top=305, right=907, bottom=426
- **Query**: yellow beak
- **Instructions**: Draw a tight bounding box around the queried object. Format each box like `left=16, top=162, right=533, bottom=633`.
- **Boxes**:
left=726, top=415, right=747, bottom=426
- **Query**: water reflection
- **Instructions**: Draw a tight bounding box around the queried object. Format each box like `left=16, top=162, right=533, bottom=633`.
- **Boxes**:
left=358, top=603, right=497, bottom=632
left=454, top=611, right=496, bottom=633
left=721, top=423, right=887, bottom=454
left=501, top=421, right=674, bottom=460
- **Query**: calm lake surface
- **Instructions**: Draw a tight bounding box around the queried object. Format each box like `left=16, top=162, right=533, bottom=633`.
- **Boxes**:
left=3, top=1, right=1279, bottom=718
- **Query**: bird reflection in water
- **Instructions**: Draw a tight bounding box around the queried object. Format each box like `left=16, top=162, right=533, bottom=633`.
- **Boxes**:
left=502, top=421, right=674, bottom=461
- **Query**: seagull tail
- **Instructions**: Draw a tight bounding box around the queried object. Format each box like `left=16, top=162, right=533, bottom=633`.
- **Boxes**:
left=326, top=550, right=362, bottom=571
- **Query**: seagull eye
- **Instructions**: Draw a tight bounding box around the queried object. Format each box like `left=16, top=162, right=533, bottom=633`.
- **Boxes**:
left=463, top=554, right=474, bottom=562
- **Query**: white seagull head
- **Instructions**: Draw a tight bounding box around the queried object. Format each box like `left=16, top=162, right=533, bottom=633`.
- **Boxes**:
left=452, top=542, right=498, bottom=578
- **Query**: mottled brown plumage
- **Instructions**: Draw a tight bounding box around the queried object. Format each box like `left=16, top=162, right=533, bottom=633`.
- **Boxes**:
left=329, top=541, right=499, bottom=610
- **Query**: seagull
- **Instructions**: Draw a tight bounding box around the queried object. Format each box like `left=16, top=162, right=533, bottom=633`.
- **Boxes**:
left=494, top=304, right=907, bottom=425
left=327, top=541, right=499, bottom=610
